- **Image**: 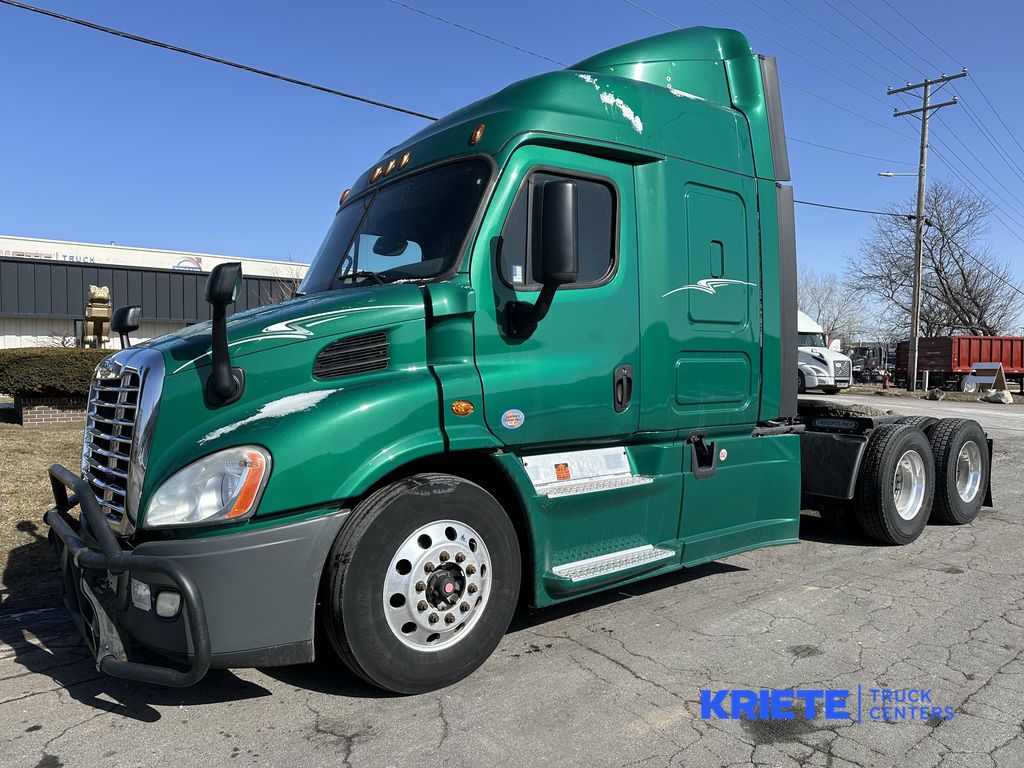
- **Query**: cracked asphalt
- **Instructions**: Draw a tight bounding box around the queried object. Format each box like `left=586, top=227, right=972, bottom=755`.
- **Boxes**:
left=2, top=394, right=1022, bottom=768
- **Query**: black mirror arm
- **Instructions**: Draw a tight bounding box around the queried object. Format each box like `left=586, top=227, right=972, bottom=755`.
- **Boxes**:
left=505, top=282, right=560, bottom=338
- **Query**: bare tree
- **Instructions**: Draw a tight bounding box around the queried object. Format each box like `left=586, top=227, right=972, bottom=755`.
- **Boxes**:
left=797, top=267, right=867, bottom=345
left=849, top=180, right=1023, bottom=337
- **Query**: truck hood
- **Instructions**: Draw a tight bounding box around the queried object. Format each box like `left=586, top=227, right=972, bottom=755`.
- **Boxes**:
left=145, top=284, right=426, bottom=376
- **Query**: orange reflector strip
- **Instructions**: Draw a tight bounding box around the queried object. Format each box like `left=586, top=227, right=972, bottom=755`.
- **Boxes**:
left=225, top=450, right=268, bottom=519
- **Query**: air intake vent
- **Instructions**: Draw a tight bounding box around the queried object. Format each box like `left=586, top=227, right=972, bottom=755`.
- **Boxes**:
left=314, top=331, right=389, bottom=379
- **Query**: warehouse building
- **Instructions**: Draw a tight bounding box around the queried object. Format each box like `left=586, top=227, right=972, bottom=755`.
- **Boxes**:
left=0, top=235, right=308, bottom=349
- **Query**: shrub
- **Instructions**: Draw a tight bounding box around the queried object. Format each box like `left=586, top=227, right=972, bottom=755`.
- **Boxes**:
left=0, top=348, right=112, bottom=397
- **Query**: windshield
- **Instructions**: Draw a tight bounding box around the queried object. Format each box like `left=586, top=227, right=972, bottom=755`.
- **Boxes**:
left=798, top=332, right=827, bottom=347
left=299, top=159, right=491, bottom=293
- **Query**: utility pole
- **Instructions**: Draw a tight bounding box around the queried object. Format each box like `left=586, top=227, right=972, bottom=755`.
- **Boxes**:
left=888, top=69, right=967, bottom=392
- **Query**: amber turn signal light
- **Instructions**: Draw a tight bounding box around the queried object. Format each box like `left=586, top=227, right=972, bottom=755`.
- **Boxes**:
left=451, top=400, right=474, bottom=416
left=469, top=123, right=486, bottom=145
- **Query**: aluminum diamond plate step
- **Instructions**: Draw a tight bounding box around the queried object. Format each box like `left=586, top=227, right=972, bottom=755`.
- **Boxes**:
left=538, top=474, right=654, bottom=498
left=551, top=545, right=675, bottom=583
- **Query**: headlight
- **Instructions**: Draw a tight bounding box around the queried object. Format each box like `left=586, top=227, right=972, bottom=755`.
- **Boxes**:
left=144, top=446, right=270, bottom=528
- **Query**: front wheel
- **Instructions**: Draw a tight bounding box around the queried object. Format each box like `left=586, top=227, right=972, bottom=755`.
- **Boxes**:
left=322, top=473, right=521, bottom=693
left=798, top=371, right=807, bottom=394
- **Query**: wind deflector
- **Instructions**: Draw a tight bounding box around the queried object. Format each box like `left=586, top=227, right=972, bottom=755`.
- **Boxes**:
left=759, top=55, right=791, bottom=182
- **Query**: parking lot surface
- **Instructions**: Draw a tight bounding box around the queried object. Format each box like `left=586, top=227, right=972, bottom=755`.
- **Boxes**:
left=2, top=394, right=1022, bottom=768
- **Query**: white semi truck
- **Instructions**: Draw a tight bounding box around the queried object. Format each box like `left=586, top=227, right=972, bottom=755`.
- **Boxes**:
left=798, top=310, right=853, bottom=394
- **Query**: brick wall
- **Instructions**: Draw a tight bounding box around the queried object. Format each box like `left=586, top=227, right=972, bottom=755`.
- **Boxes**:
left=14, top=395, right=86, bottom=427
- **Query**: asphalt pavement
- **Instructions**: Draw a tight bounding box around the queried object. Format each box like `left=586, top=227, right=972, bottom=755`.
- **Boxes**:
left=2, top=394, right=1023, bottom=768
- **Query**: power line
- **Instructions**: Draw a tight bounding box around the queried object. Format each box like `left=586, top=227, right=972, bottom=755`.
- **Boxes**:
left=386, top=0, right=566, bottom=67
left=743, top=0, right=889, bottom=88
left=794, top=199, right=912, bottom=218
left=786, top=136, right=914, bottom=165
left=819, top=0, right=925, bottom=79
left=0, top=0, right=440, bottom=121
left=780, top=78, right=915, bottom=140
left=621, top=0, right=680, bottom=29
left=878, top=0, right=961, bottom=70
left=777, top=0, right=903, bottom=81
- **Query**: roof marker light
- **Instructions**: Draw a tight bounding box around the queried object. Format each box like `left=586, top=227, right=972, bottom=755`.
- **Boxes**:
left=384, top=158, right=397, bottom=175
left=370, top=166, right=383, bottom=183
left=399, top=151, right=412, bottom=168
left=339, top=188, right=351, bottom=205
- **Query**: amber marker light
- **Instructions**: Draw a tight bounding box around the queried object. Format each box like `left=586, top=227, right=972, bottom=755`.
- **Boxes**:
left=225, top=449, right=269, bottom=519
left=399, top=151, right=412, bottom=168
left=370, top=166, right=383, bottom=182
left=451, top=400, right=474, bottom=416
left=384, top=158, right=397, bottom=175
left=339, top=188, right=351, bottom=205
left=469, top=123, right=486, bottom=145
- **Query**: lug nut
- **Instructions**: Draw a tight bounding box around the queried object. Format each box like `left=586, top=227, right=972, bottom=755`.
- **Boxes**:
left=424, top=562, right=435, bottom=573
left=455, top=552, right=466, bottom=563
left=439, top=551, right=450, bottom=562
left=415, top=581, right=426, bottom=592
left=460, top=602, right=470, bottom=613
left=418, top=601, right=428, bottom=612
left=445, top=613, right=456, bottom=624
left=465, top=564, right=476, bottom=575
left=468, top=583, right=478, bottom=594
left=428, top=612, right=439, bottom=624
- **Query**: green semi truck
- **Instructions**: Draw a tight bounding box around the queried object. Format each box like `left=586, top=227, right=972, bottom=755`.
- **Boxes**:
left=42, top=26, right=992, bottom=694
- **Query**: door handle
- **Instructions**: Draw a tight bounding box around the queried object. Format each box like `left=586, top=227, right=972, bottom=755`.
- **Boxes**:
left=613, top=364, right=633, bottom=413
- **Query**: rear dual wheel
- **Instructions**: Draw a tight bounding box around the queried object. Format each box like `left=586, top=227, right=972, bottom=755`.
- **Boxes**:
left=322, top=473, right=520, bottom=694
left=928, top=419, right=988, bottom=525
left=854, top=424, right=935, bottom=545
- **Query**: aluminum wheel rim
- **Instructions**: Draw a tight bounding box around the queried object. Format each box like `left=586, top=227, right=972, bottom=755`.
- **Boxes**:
left=383, top=519, right=491, bottom=651
left=893, top=449, right=927, bottom=521
left=955, top=440, right=983, bottom=503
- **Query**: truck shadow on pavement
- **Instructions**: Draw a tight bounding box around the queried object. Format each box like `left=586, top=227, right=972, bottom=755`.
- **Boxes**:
left=798, top=511, right=878, bottom=546
left=3, top=556, right=753, bottom=712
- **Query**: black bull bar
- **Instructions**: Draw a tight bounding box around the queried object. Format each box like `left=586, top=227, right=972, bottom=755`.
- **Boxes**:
left=42, top=464, right=211, bottom=687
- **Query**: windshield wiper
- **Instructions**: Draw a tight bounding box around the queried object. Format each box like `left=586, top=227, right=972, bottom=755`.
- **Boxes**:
left=338, top=270, right=385, bottom=285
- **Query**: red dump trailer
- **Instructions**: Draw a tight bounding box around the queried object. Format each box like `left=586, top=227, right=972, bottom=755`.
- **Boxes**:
left=895, top=336, right=1024, bottom=390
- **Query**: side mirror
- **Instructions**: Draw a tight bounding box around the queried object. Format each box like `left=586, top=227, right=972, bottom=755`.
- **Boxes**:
left=506, top=180, right=579, bottom=338
left=205, top=262, right=243, bottom=306
left=205, top=262, right=245, bottom=406
left=538, top=180, right=579, bottom=286
left=111, top=305, right=142, bottom=349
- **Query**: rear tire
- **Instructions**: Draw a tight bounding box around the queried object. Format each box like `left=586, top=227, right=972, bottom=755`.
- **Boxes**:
left=928, top=419, right=988, bottom=525
left=895, top=415, right=938, bottom=434
left=323, top=473, right=521, bottom=694
left=854, top=424, right=935, bottom=545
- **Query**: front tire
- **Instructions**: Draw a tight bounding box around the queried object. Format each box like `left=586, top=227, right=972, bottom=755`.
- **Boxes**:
left=928, top=419, right=988, bottom=525
left=323, top=473, right=521, bottom=694
left=798, top=371, right=807, bottom=394
left=854, top=424, right=935, bottom=545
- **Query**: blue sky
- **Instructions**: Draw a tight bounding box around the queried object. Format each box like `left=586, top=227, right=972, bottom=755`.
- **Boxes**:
left=2, top=0, right=1022, bottom=287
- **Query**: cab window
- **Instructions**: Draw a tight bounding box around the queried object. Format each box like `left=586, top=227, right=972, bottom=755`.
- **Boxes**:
left=499, top=171, right=616, bottom=290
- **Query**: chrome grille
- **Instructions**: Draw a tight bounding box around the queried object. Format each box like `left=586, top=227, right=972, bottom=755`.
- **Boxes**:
left=83, top=369, right=141, bottom=526
left=834, top=360, right=852, bottom=381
